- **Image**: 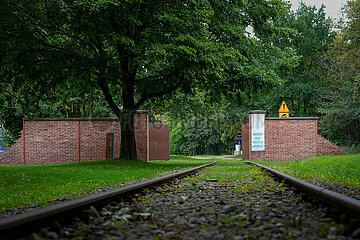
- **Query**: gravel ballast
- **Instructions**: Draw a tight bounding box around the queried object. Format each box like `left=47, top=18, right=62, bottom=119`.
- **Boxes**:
left=27, top=171, right=360, bottom=240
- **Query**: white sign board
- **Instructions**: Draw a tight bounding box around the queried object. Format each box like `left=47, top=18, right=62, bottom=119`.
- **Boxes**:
left=251, top=114, right=265, bottom=151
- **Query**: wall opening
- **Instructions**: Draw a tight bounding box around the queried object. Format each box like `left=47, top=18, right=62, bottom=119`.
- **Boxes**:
left=105, top=133, right=114, bottom=159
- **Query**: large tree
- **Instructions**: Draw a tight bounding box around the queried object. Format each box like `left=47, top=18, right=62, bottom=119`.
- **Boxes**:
left=317, top=0, right=360, bottom=148
left=253, top=2, right=335, bottom=116
left=1, top=0, right=289, bottom=159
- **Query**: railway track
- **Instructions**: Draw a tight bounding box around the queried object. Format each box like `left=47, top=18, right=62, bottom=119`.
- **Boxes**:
left=1, top=159, right=359, bottom=239
left=0, top=162, right=215, bottom=239
left=244, top=161, right=360, bottom=219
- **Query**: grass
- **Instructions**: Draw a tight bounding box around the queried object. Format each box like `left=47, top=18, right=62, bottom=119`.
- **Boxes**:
left=2, top=154, right=359, bottom=212
left=197, top=158, right=260, bottom=182
left=254, top=154, right=360, bottom=188
left=0, top=156, right=211, bottom=212
left=194, top=158, right=283, bottom=196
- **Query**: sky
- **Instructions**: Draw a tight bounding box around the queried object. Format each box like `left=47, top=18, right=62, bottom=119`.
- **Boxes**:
left=288, top=0, right=347, bottom=20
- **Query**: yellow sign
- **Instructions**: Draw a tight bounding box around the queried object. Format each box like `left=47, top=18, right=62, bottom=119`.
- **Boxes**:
left=278, top=101, right=289, bottom=117
left=279, top=112, right=289, bottom=118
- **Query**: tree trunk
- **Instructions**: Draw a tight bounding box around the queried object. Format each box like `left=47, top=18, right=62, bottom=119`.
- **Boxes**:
left=120, top=109, right=137, bottom=160
left=119, top=66, right=138, bottom=160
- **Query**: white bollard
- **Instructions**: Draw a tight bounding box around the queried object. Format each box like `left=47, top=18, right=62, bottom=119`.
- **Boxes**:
left=234, top=145, right=241, bottom=155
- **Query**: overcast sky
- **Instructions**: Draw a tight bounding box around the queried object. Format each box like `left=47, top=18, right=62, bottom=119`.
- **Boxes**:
left=288, top=0, right=347, bottom=20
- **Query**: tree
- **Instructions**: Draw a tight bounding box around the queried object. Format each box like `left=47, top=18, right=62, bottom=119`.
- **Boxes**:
left=159, top=93, right=248, bottom=155
left=1, top=0, right=290, bottom=159
left=316, top=0, right=360, bottom=149
left=254, top=2, right=335, bottom=116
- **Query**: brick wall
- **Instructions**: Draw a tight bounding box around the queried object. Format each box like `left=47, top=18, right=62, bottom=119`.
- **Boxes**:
left=135, top=113, right=150, bottom=161
left=243, top=116, right=346, bottom=162
left=242, top=123, right=249, bottom=160
left=0, top=133, right=23, bottom=165
left=0, top=112, right=150, bottom=165
left=317, top=135, right=346, bottom=156
left=79, top=120, right=122, bottom=163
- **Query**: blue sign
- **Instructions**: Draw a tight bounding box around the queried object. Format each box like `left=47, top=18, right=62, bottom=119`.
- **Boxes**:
left=0, top=148, right=4, bottom=152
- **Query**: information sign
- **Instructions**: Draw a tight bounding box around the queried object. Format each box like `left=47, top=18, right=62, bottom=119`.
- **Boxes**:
left=251, top=114, right=265, bottom=151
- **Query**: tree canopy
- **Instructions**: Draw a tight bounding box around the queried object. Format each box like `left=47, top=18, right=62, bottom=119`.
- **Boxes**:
left=1, top=0, right=293, bottom=158
left=155, top=1, right=360, bottom=155
left=316, top=0, right=360, bottom=149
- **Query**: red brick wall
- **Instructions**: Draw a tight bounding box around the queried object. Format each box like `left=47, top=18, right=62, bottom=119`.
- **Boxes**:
left=243, top=117, right=346, bottom=162
left=0, top=112, right=150, bottom=165
left=79, top=121, right=122, bottom=163
left=135, top=113, right=149, bottom=161
left=261, top=118, right=317, bottom=162
left=242, top=123, right=249, bottom=160
left=0, top=133, right=23, bottom=165
left=25, top=121, right=79, bottom=164
left=317, top=135, right=346, bottom=156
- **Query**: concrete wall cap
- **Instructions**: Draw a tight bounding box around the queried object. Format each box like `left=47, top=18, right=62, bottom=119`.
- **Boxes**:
left=121, top=110, right=150, bottom=114
left=28, top=111, right=150, bottom=121
left=134, top=110, right=150, bottom=114
left=248, top=110, right=267, bottom=114
left=28, top=118, right=120, bottom=122
left=266, top=117, right=318, bottom=120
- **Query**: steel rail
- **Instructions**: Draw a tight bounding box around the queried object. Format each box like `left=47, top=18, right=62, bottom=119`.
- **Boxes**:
left=245, top=161, right=360, bottom=218
left=0, top=161, right=216, bottom=238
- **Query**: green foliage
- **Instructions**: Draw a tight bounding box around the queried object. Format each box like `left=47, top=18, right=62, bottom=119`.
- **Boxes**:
left=0, top=128, right=6, bottom=148
left=255, top=2, right=335, bottom=117
left=2, top=0, right=354, bottom=156
left=0, top=111, right=22, bottom=146
left=316, top=0, right=360, bottom=148
left=342, top=145, right=360, bottom=155
left=160, top=2, right=334, bottom=158
left=318, top=85, right=360, bottom=146
left=155, top=92, right=250, bottom=155
left=169, top=116, right=223, bottom=155
left=0, top=0, right=293, bottom=158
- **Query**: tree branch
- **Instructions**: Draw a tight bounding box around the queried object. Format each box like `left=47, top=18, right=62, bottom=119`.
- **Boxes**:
left=135, top=77, right=183, bottom=108
left=97, top=77, right=122, bottom=118
left=5, top=99, right=27, bottom=119
left=134, top=74, right=163, bottom=85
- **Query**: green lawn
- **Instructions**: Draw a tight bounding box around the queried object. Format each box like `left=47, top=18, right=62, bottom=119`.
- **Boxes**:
left=1, top=154, right=359, bottom=213
left=0, top=156, right=211, bottom=212
left=254, top=154, right=360, bottom=188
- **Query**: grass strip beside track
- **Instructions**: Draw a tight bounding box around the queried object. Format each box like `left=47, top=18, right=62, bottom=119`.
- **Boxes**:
left=255, top=154, right=360, bottom=188
left=0, top=156, right=211, bottom=212
left=2, top=154, right=359, bottom=213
